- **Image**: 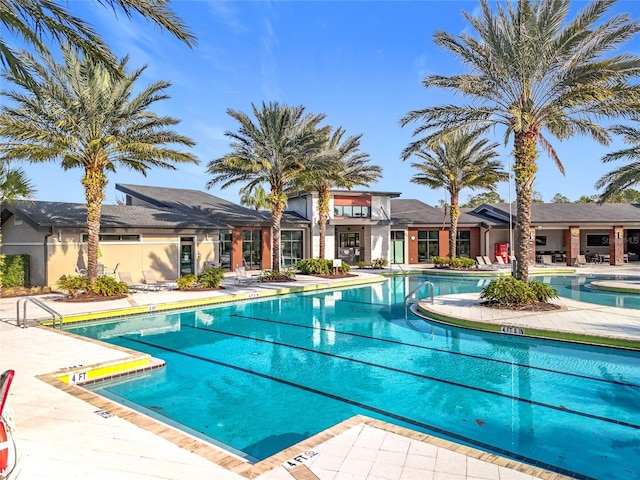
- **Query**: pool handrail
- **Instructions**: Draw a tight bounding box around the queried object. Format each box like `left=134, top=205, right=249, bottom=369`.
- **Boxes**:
left=404, top=280, right=434, bottom=322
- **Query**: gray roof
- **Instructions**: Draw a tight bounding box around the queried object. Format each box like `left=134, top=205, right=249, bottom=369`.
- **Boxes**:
left=390, top=199, right=502, bottom=227
left=117, top=184, right=309, bottom=226
left=1, top=200, right=228, bottom=230
left=474, top=202, right=640, bottom=225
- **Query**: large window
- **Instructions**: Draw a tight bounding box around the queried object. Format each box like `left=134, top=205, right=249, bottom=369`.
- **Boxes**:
left=281, top=230, right=303, bottom=267
left=417, top=230, right=439, bottom=262
left=456, top=230, right=471, bottom=258
left=242, top=229, right=262, bottom=269
left=82, top=234, right=139, bottom=241
left=334, top=205, right=370, bottom=218
left=219, top=232, right=232, bottom=270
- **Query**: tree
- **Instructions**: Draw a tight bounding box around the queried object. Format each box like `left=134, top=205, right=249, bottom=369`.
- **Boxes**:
left=296, top=127, right=381, bottom=259
left=206, top=102, right=328, bottom=272
left=551, top=193, right=570, bottom=203
left=1, top=0, right=195, bottom=87
left=404, top=129, right=507, bottom=258
left=595, top=116, right=640, bottom=202
left=400, top=0, right=640, bottom=281
left=532, top=191, right=544, bottom=203
left=576, top=195, right=598, bottom=203
left=461, top=191, right=504, bottom=208
left=0, top=46, right=198, bottom=283
left=239, top=185, right=270, bottom=211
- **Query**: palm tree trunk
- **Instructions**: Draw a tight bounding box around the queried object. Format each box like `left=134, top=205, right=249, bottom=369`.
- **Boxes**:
left=513, top=131, right=538, bottom=282
left=271, top=202, right=284, bottom=273
left=318, top=187, right=330, bottom=259
left=449, top=192, right=460, bottom=258
left=82, top=165, right=107, bottom=283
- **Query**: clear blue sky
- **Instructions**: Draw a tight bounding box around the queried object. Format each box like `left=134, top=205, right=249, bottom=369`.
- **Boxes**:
left=6, top=0, right=640, bottom=206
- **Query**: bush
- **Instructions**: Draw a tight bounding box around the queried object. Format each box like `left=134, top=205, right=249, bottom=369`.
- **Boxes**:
left=177, top=274, right=198, bottom=289
left=92, top=276, right=129, bottom=296
left=430, top=256, right=475, bottom=269
left=260, top=267, right=296, bottom=280
left=0, top=254, right=30, bottom=287
left=197, top=267, right=225, bottom=288
left=295, top=259, right=351, bottom=275
left=56, top=275, right=90, bottom=297
left=372, top=258, right=388, bottom=268
left=356, top=261, right=367, bottom=268
left=480, top=277, right=558, bottom=307
left=296, top=258, right=331, bottom=275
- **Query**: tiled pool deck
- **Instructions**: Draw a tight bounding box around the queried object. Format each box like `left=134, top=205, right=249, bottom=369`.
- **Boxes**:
left=1, top=265, right=639, bottom=480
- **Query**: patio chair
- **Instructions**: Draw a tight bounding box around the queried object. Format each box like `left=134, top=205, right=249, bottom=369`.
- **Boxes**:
left=482, top=256, right=499, bottom=270
left=142, top=270, right=177, bottom=290
left=574, top=255, right=588, bottom=267
left=118, top=271, right=147, bottom=293
left=234, top=266, right=261, bottom=286
left=541, top=255, right=554, bottom=266
left=494, top=256, right=510, bottom=268
left=475, top=256, right=487, bottom=269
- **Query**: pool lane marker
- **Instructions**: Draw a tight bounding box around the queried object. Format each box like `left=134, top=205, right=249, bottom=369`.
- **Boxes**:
left=118, top=334, right=598, bottom=480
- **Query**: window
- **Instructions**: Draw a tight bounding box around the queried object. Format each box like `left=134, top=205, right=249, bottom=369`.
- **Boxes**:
left=587, top=234, right=609, bottom=247
left=334, top=205, right=370, bottom=218
left=242, top=229, right=262, bottom=269
left=456, top=231, right=471, bottom=258
left=417, top=230, right=439, bottom=262
left=281, top=230, right=303, bottom=267
left=81, top=234, right=140, bottom=242
left=219, top=232, right=232, bottom=269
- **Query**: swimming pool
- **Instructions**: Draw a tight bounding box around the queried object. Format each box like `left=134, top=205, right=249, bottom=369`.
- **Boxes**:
left=65, top=275, right=640, bottom=479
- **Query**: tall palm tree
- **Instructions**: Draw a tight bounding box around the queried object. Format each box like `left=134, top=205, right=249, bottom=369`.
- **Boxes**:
left=0, top=46, right=198, bottom=283
left=239, top=185, right=270, bottom=211
left=296, top=127, right=382, bottom=259
left=595, top=116, right=640, bottom=201
left=400, top=0, right=640, bottom=281
left=1, top=0, right=195, bottom=87
left=206, top=102, right=328, bottom=272
left=404, top=130, right=506, bottom=258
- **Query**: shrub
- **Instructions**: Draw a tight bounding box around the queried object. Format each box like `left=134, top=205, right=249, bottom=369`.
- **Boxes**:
left=0, top=254, right=30, bottom=287
left=197, top=267, right=225, bottom=288
left=296, top=258, right=331, bottom=275
left=372, top=258, right=388, bottom=268
left=92, top=276, right=129, bottom=296
left=356, top=261, right=367, bottom=268
left=430, top=256, right=475, bottom=269
left=56, top=274, right=90, bottom=297
left=480, top=277, right=558, bottom=307
left=177, top=274, right=198, bottom=289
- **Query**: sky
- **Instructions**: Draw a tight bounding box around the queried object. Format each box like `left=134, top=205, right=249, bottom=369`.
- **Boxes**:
left=3, top=0, right=640, bottom=207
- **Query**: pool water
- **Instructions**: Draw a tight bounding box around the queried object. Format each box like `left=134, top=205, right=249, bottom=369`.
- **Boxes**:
left=66, top=275, right=640, bottom=479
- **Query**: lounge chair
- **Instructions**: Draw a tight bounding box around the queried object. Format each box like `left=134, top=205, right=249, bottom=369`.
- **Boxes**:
left=574, top=255, right=588, bottom=267
left=475, top=256, right=487, bottom=269
left=118, top=271, right=147, bottom=293
left=142, top=270, right=177, bottom=290
left=541, top=255, right=554, bottom=266
left=234, top=266, right=261, bottom=286
left=482, top=256, right=499, bottom=270
left=494, top=256, right=511, bottom=268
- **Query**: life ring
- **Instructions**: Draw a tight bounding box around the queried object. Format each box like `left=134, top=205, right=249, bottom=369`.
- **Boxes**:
left=0, top=420, right=8, bottom=474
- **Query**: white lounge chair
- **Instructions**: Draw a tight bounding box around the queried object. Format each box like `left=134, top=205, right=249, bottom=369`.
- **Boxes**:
left=118, top=271, right=147, bottom=293
left=541, top=255, right=554, bottom=266
left=142, top=270, right=177, bottom=290
left=234, top=266, right=261, bottom=286
left=574, top=255, right=588, bottom=267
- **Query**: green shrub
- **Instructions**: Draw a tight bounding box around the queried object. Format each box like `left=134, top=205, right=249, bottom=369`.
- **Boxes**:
left=430, top=256, right=449, bottom=267
left=177, top=274, right=198, bottom=289
left=56, top=275, right=90, bottom=297
left=372, top=258, right=388, bottom=268
left=92, top=276, right=129, bottom=296
left=197, top=267, right=225, bottom=288
left=430, top=256, right=475, bottom=269
left=480, top=277, right=558, bottom=307
left=296, top=258, right=331, bottom=275
left=0, top=254, right=30, bottom=287
left=356, top=261, right=367, bottom=268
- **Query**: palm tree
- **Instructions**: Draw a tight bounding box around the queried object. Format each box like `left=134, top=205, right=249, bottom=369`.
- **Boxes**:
left=595, top=116, right=640, bottom=201
left=206, top=102, right=328, bottom=272
left=404, top=130, right=506, bottom=258
left=0, top=46, right=198, bottom=283
left=296, top=127, right=382, bottom=259
left=239, top=185, right=270, bottom=211
left=1, top=0, right=195, bottom=87
left=400, top=0, right=640, bottom=281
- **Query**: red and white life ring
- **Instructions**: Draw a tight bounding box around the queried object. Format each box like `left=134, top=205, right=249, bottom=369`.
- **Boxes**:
left=0, top=420, right=8, bottom=475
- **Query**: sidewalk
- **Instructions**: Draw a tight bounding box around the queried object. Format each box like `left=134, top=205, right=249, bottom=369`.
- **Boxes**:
left=2, top=267, right=634, bottom=480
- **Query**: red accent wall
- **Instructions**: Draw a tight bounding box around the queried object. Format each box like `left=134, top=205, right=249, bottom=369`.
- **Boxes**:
left=334, top=195, right=371, bottom=206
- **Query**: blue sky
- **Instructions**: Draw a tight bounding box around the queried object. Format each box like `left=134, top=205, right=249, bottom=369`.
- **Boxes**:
left=6, top=0, right=640, bottom=206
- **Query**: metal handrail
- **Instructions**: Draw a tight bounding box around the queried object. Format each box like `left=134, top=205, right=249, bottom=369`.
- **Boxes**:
left=16, top=297, right=63, bottom=329
left=404, top=280, right=434, bottom=322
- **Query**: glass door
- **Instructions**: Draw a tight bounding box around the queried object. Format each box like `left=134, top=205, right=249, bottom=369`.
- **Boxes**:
left=180, top=238, right=194, bottom=275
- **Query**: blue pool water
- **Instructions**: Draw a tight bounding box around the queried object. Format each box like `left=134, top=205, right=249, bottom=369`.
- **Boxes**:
left=65, top=275, right=640, bottom=480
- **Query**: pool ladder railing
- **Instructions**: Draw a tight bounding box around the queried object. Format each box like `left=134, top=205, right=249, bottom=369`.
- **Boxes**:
left=404, top=280, right=434, bottom=322
left=16, top=297, right=63, bottom=329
